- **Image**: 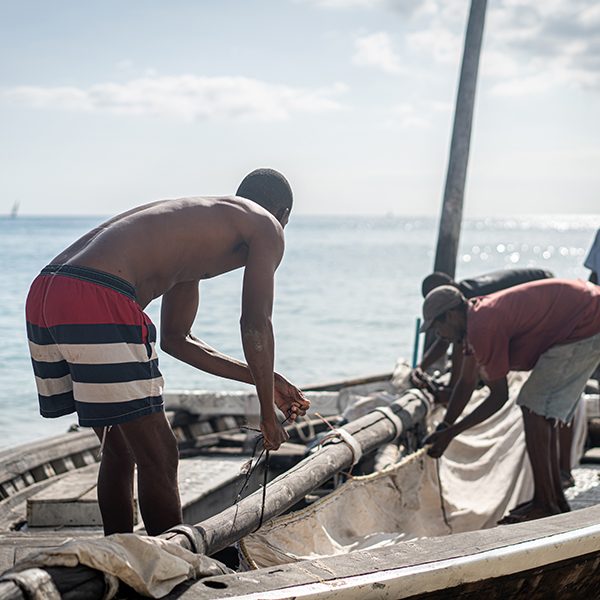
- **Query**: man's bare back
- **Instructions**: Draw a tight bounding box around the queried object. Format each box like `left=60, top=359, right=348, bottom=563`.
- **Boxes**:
left=52, top=196, right=285, bottom=309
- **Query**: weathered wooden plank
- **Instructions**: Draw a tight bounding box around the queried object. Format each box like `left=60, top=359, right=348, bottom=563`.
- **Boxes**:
left=178, top=456, right=249, bottom=521
left=24, top=456, right=254, bottom=530
left=0, top=550, right=14, bottom=576
left=302, top=372, right=393, bottom=392
left=0, top=431, right=99, bottom=486
left=27, top=465, right=101, bottom=528
left=28, top=466, right=98, bottom=504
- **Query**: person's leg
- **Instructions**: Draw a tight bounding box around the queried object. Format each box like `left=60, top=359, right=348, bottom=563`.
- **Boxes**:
left=116, top=411, right=183, bottom=536
left=550, top=423, right=570, bottom=512
left=507, top=408, right=562, bottom=522
left=558, top=421, right=575, bottom=488
left=93, top=425, right=136, bottom=535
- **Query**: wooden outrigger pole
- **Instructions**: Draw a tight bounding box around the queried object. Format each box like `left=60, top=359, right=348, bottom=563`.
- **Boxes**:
left=433, top=0, right=488, bottom=279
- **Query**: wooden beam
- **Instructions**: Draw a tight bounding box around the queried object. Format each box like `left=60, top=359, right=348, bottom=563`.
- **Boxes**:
left=192, top=390, right=429, bottom=556
left=433, top=0, right=488, bottom=279
left=302, top=372, right=393, bottom=392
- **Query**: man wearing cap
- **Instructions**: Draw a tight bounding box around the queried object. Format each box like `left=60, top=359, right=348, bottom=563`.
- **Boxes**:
left=411, top=268, right=553, bottom=403
left=421, top=278, right=600, bottom=523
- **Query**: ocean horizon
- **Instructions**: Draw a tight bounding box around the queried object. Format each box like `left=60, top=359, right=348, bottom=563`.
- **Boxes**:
left=1, top=213, right=599, bottom=450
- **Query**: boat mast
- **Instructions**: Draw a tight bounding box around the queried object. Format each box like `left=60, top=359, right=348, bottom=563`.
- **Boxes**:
left=433, top=0, right=487, bottom=278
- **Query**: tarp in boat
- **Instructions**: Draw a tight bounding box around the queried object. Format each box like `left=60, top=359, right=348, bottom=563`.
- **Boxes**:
left=3, top=533, right=231, bottom=599
left=239, top=371, right=587, bottom=569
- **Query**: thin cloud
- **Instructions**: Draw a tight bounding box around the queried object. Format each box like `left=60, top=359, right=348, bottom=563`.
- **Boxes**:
left=4, top=74, right=348, bottom=121
left=406, top=26, right=461, bottom=64
left=296, top=0, right=387, bottom=8
left=297, top=0, right=430, bottom=18
left=308, top=0, right=600, bottom=95
left=485, top=0, right=600, bottom=93
left=352, top=32, right=403, bottom=73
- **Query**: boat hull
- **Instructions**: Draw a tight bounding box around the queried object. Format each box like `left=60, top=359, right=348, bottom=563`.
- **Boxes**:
left=167, top=504, right=600, bottom=599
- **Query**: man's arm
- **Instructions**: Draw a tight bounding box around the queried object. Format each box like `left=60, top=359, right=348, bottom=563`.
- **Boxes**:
left=425, top=375, right=509, bottom=458
left=239, top=225, right=303, bottom=450
left=419, top=337, right=450, bottom=371
left=410, top=336, right=450, bottom=389
left=448, top=342, right=464, bottom=388
left=160, top=224, right=307, bottom=449
left=160, top=281, right=257, bottom=384
left=441, top=352, right=479, bottom=426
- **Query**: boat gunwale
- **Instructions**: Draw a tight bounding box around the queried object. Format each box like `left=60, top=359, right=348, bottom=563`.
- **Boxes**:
left=185, top=503, right=600, bottom=599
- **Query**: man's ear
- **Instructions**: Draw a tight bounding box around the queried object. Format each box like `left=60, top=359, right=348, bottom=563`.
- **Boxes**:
left=446, top=308, right=459, bottom=325
left=277, top=207, right=290, bottom=228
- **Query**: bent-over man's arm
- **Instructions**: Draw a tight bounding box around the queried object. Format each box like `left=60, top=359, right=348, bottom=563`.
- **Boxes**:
left=160, top=220, right=307, bottom=449
left=425, top=375, right=509, bottom=458
left=239, top=222, right=303, bottom=450
left=161, top=280, right=258, bottom=385
left=410, top=336, right=451, bottom=390
left=441, top=352, right=480, bottom=426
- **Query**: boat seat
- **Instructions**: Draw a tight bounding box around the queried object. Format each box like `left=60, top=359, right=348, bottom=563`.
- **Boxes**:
left=26, top=455, right=253, bottom=529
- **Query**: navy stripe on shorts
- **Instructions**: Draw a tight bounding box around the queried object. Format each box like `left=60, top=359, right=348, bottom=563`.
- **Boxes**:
left=25, top=265, right=165, bottom=427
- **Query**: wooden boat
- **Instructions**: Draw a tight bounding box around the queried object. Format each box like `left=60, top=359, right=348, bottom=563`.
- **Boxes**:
left=3, top=0, right=599, bottom=596
left=0, top=387, right=349, bottom=535
left=0, top=381, right=391, bottom=571
left=1, top=371, right=600, bottom=599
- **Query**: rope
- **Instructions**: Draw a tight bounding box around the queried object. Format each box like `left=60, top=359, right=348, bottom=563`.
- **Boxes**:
left=372, top=406, right=404, bottom=442
left=97, top=425, right=112, bottom=459
left=315, top=413, right=363, bottom=475
left=436, top=457, right=452, bottom=532
left=257, top=450, right=270, bottom=532
left=292, top=415, right=315, bottom=443
left=231, top=411, right=292, bottom=536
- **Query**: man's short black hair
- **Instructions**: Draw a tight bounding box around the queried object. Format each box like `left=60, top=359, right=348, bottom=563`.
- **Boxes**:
left=236, top=168, right=293, bottom=218
left=422, top=272, right=455, bottom=298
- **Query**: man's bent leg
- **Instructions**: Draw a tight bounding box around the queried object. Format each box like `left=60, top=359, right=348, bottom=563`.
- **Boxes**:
left=550, top=423, right=570, bottom=512
left=117, top=412, right=183, bottom=536
left=518, top=407, right=562, bottom=520
left=93, top=426, right=136, bottom=535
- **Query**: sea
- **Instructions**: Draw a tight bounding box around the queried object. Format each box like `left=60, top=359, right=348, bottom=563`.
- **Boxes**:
left=1, top=213, right=599, bottom=450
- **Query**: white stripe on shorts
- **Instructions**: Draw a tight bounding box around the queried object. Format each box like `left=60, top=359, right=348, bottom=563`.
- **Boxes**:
left=28, top=340, right=157, bottom=365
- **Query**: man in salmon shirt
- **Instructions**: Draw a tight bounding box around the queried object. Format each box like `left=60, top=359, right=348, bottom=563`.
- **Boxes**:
left=421, top=278, right=600, bottom=523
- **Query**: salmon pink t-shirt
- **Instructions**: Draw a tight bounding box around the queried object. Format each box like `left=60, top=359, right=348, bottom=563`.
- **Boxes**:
left=465, top=278, right=600, bottom=382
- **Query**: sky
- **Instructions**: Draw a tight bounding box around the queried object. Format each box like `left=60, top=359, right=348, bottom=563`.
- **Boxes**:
left=1, top=0, right=599, bottom=217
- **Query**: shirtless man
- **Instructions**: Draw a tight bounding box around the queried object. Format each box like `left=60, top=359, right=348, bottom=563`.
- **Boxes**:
left=25, top=168, right=309, bottom=536
left=421, top=279, right=600, bottom=523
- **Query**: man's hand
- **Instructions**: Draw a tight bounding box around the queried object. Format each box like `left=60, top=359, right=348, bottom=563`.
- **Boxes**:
left=433, top=387, right=452, bottom=406
left=274, top=373, right=310, bottom=422
left=410, top=367, right=428, bottom=389
left=423, top=425, right=455, bottom=458
left=260, top=415, right=289, bottom=451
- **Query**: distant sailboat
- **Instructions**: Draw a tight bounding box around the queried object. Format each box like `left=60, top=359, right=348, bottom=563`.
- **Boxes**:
left=10, top=201, right=19, bottom=218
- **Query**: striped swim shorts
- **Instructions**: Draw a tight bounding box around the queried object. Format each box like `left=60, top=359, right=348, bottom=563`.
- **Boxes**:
left=26, top=264, right=165, bottom=428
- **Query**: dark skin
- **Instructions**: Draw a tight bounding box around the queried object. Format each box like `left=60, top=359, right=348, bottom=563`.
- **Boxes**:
left=422, top=305, right=568, bottom=523
left=52, top=195, right=310, bottom=535
left=410, top=338, right=463, bottom=405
